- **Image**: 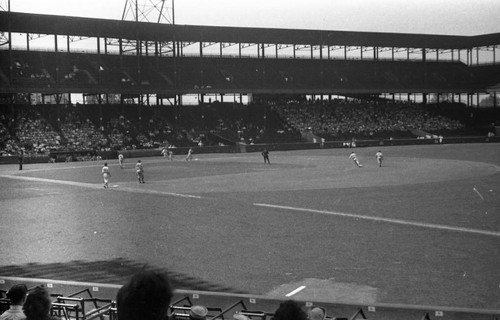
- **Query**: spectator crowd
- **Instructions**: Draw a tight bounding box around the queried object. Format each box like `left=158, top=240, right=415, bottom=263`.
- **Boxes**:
left=0, top=271, right=336, bottom=320
left=0, top=100, right=474, bottom=158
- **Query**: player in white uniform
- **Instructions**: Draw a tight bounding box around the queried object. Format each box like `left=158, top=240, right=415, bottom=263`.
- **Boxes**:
left=118, top=153, right=124, bottom=168
left=162, top=147, right=173, bottom=161
left=186, top=148, right=193, bottom=161
left=135, top=160, right=145, bottom=183
left=102, top=163, right=111, bottom=188
left=375, top=150, right=384, bottom=167
left=349, top=152, right=363, bottom=167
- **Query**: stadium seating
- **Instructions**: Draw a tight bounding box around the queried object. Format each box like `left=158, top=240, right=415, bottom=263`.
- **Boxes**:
left=0, top=50, right=477, bottom=92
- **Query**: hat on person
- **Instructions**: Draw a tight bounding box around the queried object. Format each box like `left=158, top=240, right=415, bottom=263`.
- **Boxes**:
left=190, top=305, right=208, bottom=319
left=308, top=307, right=326, bottom=320
left=233, top=314, right=250, bottom=320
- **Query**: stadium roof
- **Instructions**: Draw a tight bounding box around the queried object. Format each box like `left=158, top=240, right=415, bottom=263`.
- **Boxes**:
left=1, top=11, right=500, bottom=50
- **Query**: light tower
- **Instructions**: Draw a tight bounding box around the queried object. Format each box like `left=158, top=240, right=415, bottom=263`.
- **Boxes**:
left=122, top=0, right=174, bottom=24
left=119, top=0, right=176, bottom=105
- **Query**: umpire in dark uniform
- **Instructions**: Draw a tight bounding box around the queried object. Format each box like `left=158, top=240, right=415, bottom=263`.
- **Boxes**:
left=261, top=149, right=270, bottom=164
left=19, top=150, right=23, bottom=170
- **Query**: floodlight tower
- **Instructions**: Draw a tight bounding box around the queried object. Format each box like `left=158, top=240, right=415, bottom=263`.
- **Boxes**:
left=122, top=0, right=174, bottom=24
left=119, top=0, right=176, bottom=105
left=117, top=0, right=175, bottom=54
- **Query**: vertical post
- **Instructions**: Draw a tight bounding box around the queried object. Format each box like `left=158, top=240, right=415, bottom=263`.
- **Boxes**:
left=8, top=9, right=12, bottom=85
left=172, top=0, right=175, bottom=25
left=54, top=35, right=59, bottom=83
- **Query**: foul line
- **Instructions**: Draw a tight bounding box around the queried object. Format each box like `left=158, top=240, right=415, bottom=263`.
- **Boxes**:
left=0, top=174, right=203, bottom=199
left=285, top=285, right=306, bottom=297
left=253, top=203, right=500, bottom=237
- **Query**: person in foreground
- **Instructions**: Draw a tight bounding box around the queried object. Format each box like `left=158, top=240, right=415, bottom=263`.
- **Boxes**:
left=116, top=270, right=174, bottom=320
left=273, top=300, right=307, bottom=320
left=0, top=284, right=28, bottom=320
left=23, top=286, right=60, bottom=320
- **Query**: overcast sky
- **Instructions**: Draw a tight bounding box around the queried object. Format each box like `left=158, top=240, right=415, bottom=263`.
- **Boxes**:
left=7, top=0, right=500, bottom=36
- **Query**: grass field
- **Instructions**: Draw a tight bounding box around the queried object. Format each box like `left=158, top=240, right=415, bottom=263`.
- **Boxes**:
left=0, top=143, right=499, bottom=310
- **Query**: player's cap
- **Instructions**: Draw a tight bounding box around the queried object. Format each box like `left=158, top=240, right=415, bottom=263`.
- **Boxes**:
left=308, top=307, right=326, bottom=320
left=190, top=305, right=208, bottom=319
left=233, top=314, right=250, bottom=320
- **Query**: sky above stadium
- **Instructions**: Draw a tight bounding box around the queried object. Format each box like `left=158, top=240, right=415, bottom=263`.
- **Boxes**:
left=6, top=0, right=500, bottom=36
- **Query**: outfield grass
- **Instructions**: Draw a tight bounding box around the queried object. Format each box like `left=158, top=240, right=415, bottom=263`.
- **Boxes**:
left=0, top=143, right=499, bottom=309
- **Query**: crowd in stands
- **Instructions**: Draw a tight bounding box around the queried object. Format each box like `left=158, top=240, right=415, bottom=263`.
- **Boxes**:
left=272, top=99, right=467, bottom=140
left=59, top=109, right=108, bottom=151
left=0, top=271, right=337, bottom=320
left=0, top=100, right=482, bottom=157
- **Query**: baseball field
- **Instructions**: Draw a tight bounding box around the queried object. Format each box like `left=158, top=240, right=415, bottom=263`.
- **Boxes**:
left=0, top=143, right=499, bottom=310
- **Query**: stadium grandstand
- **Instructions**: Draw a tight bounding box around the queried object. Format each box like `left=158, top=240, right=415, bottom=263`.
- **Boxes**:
left=1, top=1, right=500, bottom=320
